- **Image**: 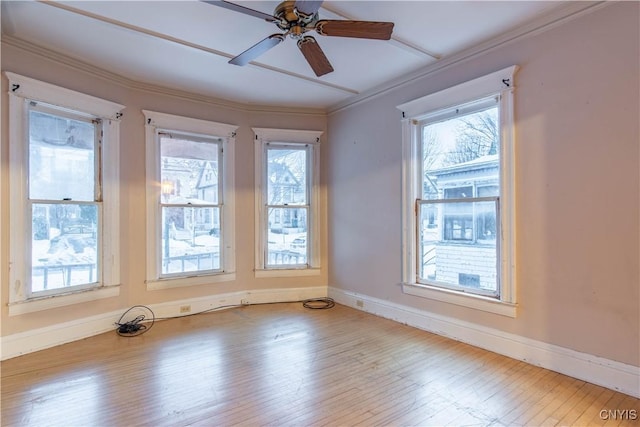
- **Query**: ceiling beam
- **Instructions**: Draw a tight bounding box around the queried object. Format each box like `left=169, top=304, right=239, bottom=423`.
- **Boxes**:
left=37, top=1, right=359, bottom=96
left=319, top=4, right=441, bottom=60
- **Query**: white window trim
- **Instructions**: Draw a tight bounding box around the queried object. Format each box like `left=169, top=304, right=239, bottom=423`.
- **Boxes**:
left=143, top=110, right=238, bottom=290
left=6, top=72, right=124, bottom=315
left=397, top=66, right=518, bottom=317
left=253, top=127, right=322, bottom=277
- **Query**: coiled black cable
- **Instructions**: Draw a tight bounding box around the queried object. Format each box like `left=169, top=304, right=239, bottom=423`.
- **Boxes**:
left=115, top=305, right=155, bottom=337
left=302, top=297, right=335, bottom=309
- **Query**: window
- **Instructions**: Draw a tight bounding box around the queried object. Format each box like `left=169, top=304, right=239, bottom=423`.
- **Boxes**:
left=398, top=66, right=517, bottom=317
left=418, top=103, right=500, bottom=297
left=144, top=111, right=237, bottom=290
left=254, top=128, right=322, bottom=277
left=6, top=72, right=123, bottom=314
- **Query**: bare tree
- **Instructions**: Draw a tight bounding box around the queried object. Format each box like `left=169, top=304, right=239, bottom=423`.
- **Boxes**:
left=422, top=126, right=440, bottom=171
left=422, top=127, right=440, bottom=197
left=267, top=149, right=305, bottom=205
left=445, top=110, right=499, bottom=165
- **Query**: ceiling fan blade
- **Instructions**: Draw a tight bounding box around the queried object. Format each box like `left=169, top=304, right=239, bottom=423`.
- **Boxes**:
left=294, top=0, right=324, bottom=16
left=229, top=34, right=285, bottom=66
left=201, top=0, right=277, bottom=22
left=315, top=20, right=394, bottom=40
left=297, top=36, right=334, bottom=77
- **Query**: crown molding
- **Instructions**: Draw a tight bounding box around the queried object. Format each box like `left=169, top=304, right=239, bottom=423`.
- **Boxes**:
left=327, top=1, right=609, bottom=115
left=1, top=35, right=327, bottom=117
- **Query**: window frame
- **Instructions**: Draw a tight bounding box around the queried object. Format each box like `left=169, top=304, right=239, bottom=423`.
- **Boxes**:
left=265, top=143, right=311, bottom=269
left=158, top=132, right=224, bottom=278
left=253, top=127, right=322, bottom=277
left=144, top=110, right=238, bottom=290
left=6, top=72, right=124, bottom=315
left=398, top=66, right=518, bottom=317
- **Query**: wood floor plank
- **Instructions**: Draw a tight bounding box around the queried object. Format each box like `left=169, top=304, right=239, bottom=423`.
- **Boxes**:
left=573, top=388, right=616, bottom=426
left=557, top=383, right=608, bottom=426
left=494, top=369, right=562, bottom=425
left=522, top=375, right=584, bottom=426
left=1, top=302, right=637, bottom=426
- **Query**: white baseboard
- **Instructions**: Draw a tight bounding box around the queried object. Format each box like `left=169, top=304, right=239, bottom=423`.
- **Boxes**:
left=1, top=286, right=327, bottom=360
left=5, top=284, right=636, bottom=399
left=1, top=309, right=124, bottom=361
left=328, top=287, right=640, bottom=399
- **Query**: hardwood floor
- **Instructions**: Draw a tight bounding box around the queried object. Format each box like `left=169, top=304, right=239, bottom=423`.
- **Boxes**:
left=1, top=303, right=638, bottom=426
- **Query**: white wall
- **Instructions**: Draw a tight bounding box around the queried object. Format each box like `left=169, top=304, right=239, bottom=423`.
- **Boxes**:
left=327, top=2, right=639, bottom=368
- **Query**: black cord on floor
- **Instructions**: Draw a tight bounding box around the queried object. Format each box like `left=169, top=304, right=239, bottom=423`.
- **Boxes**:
left=115, top=305, right=155, bottom=337
left=114, top=297, right=335, bottom=337
left=302, top=297, right=335, bottom=309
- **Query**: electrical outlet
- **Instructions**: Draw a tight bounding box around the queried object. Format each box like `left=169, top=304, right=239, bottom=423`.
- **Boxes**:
left=179, top=305, right=191, bottom=313
left=356, top=300, right=364, bottom=308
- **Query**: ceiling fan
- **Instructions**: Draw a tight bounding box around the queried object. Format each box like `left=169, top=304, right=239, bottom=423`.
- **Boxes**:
left=203, top=0, right=394, bottom=77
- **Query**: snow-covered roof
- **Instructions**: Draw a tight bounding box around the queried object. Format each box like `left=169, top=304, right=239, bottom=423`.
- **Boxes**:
left=428, top=154, right=499, bottom=177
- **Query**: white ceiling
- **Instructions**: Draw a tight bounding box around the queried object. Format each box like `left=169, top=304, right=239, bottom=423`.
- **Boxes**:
left=1, top=1, right=594, bottom=110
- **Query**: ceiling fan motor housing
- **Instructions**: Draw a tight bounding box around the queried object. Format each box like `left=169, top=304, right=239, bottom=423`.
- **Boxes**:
left=274, top=1, right=318, bottom=35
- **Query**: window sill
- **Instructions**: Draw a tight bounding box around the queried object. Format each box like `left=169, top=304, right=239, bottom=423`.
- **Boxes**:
left=146, top=272, right=236, bottom=291
left=8, top=285, right=120, bottom=316
left=255, top=268, right=321, bottom=278
left=402, top=282, right=517, bottom=317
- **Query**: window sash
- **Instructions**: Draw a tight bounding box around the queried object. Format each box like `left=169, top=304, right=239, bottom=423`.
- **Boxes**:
left=265, top=144, right=310, bottom=207
left=28, top=200, right=102, bottom=297
left=28, top=102, right=102, bottom=202
left=263, top=143, right=311, bottom=269
left=159, top=134, right=223, bottom=205
left=27, top=103, right=103, bottom=297
left=416, top=99, right=502, bottom=299
left=253, top=130, right=321, bottom=274
left=159, top=205, right=223, bottom=278
left=157, top=133, right=224, bottom=278
left=416, top=197, right=500, bottom=298
left=264, top=205, right=309, bottom=269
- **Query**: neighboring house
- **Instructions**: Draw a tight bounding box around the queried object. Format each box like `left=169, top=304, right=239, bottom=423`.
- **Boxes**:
left=267, top=162, right=306, bottom=233
left=426, top=155, right=499, bottom=290
left=162, top=157, right=223, bottom=237
left=195, top=161, right=219, bottom=234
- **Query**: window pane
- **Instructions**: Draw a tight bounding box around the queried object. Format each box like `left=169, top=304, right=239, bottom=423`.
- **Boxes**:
left=419, top=200, right=498, bottom=295
left=31, top=203, right=98, bottom=292
left=161, top=206, right=220, bottom=275
left=422, top=107, right=499, bottom=200
left=29, top=110, right=96, bottom=201
left=478, top=185, right=499, bottom=197
left=266, top=207, right=307, bottom=266
left=267, top=148, right=307, bottom=205
left=161, top=136, right=220, bottom=204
